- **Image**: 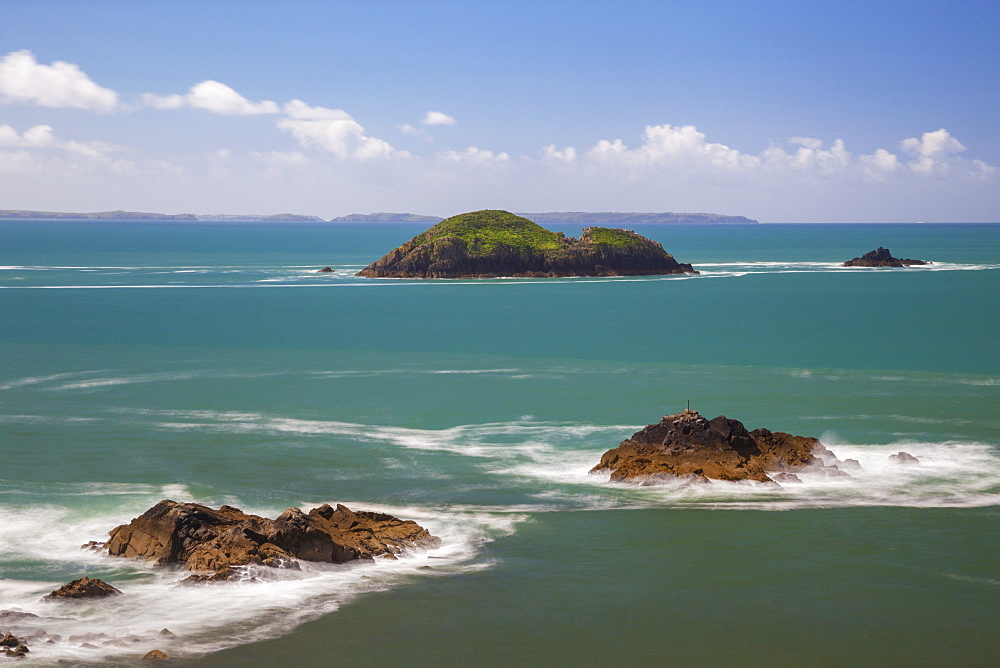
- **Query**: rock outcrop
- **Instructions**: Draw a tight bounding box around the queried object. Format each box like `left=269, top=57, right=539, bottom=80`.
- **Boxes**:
left=842, top=247, right=929, bottom=267
left=889, top=451, right=920, bottom=464
left=356, top=210, right=698, bottom=278
left=591, top=409, right=845, bottom=484
left=103, top=500, right=439, bottom=576
left=42, top=577, right=122, bottom=601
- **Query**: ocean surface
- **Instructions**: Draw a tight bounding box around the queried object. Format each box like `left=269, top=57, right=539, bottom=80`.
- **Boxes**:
left=1, top=220, right=998, bottom=666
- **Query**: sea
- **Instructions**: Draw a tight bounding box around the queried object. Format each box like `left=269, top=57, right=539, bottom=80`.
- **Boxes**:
left=0, top=220, right=997, bottom=666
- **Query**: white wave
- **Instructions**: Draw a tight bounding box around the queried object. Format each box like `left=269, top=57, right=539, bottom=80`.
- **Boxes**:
left=47, top=372, right=202, bottom=392
left=0, top=371, right=104, bottom=391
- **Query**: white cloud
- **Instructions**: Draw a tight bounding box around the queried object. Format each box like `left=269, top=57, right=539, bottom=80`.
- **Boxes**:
left=0, top=123, right=57, bottom=147
left=0, top=50, right=119, bottom=110
left=422, top=111, right=456, bottom=126
left=277, top=99, right=404, bottom=159
left=587, top=124, right=759, bottom=171
left=438, top=146, right=509, bottom=164
left=142, top=80, right=280, bottom=115
left=540, top=144, right=577, bottom=163
left=900, top=128, right=971, bottom=174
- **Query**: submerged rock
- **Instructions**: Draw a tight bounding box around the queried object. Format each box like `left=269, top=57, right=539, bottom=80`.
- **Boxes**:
left=42, top=577, right=122, bottom=601
left=103, top=500, right=440, bottom=575
left=842, top=247, right=929, bottom=267
left=591, top=409, right=843, bottom=484
left=356, top=210, right=698, bottom=278
left=317, top=266, right=334, bottom=272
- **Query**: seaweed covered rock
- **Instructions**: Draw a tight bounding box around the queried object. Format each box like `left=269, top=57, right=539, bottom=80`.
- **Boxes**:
left=591, top=410, right=843, bottom=484
left=104, top=501, right=440, bottom=575
left=356, top=210, right=698, bottom=278
left=842, top=247, right=928, bottom=267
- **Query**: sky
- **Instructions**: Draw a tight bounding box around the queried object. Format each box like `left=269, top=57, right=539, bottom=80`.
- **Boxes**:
left=0, top=0, right=997, bottom=222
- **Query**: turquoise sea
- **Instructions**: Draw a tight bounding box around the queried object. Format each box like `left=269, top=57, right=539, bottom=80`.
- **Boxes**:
left=1, top=220, right=998, bottom=666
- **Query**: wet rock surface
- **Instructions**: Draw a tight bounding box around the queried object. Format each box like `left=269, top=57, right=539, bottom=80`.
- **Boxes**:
left=42, top=578, right=122, bottom=601
left=591, top=409, right=844, bottom=484
left=104, top=500, right=440, bottom=575
left=842, top=247, right=929, bottom=267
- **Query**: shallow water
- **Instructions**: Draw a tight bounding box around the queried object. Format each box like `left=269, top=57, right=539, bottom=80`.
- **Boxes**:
left=0, top=221, right=997, bottom=665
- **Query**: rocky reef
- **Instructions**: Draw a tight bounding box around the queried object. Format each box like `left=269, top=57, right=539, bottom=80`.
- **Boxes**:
left=591, top=409, right=847, bottom=484
left=843, top=247, right=929, bottom=267
left=42, top=577, right=121, bottom=601
left=356, top=210, right=698, bottom=278
left=101, top=500, right=440, bottom=579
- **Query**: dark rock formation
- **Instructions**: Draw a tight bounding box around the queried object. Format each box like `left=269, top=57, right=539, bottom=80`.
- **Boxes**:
left=591, top=409, right=843, bottom=484
left=317, top=266, right=334, bottom=272
left=42, top=577, right=122, bottom=601
left=356, top=210, right=698, bottom=278
left=842, top=247, right=929, bottom=267
left=889, top=451, right=920, bottom=464
left=104, top=500, right=440, bottom=575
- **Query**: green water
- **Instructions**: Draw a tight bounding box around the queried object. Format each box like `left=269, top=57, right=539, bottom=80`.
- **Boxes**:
left=0, top=221, right=997, bottom=665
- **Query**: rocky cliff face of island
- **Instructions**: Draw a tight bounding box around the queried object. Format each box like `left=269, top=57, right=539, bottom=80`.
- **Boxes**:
left=591, top=410, right=845, bottom=484
left=356, top=210, right=698, bottom=278
left=102, top=500, right=439, bottom=577
left=843, top=247, right=929, bottom=267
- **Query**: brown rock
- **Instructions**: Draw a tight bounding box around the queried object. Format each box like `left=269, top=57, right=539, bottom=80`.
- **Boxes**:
left=0, top=633, right=23, bottom=647
left=104, top=500, right=441, bottom=575
left=143, top=649, right=171, bottom=661
left=317, top=267, right=334, bottom=272
left=591, top=410, right=842, bottom=484
left=42, top=577, right=122, bottom=601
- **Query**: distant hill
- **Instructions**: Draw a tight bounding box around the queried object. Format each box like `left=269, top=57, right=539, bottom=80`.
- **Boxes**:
left=196, top=213, right=324, bottom=222
left=0, top=209, right=197, bottom=220
left=518, top=212, right=759, bottom=225
left=330, top=213, right=444, bottom=223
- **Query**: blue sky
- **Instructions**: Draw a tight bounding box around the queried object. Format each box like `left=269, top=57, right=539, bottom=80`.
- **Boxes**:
left=1, top=0, right=997, bottom=222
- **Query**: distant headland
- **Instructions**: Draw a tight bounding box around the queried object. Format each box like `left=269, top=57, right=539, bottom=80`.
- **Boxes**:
left=0, top=209, right=758, bottom=224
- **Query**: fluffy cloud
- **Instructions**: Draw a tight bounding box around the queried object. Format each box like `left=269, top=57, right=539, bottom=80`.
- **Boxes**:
left=540, top=144, right=577, bottom=163
left=0, top=123, right=57, bottom=147
left=437, top=146, right=509, bottom=164
left=142, top=80, right=280, bottom=115
left=278, top=100, right=404, bottom=159
left=422, top=111, right=456, bottom=126
left=588, top=124, right=759, bottom=171
left=0, top=50, right=118, bottom=110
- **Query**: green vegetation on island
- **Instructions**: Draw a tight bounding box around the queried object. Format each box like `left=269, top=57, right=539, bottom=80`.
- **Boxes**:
left=356, top=209, right=697, bottom=278
left=413, top=210, right=563, bottom=255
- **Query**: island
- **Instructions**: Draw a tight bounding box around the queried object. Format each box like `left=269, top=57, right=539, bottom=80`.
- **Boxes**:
left=355, top=209, right=698, bottom=278
left=842, top=247, right=929, bottom=267
left=330, top=212, right=443, bottom=223
left=590, top=409, right=850, bottom=484
left=0, top=209, right=197, bottom=220
left=518, top=212, right=759, bottom=225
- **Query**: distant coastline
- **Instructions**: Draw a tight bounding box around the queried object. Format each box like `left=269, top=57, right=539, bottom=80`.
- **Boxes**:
left=0, top=209, right=759, bottom=224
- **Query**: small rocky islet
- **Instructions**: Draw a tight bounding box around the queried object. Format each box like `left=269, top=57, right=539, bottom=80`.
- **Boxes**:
left=355, top=209, right=698, bottom=278
left=591, top=409, right=853, bottom=484
left=842, top=247, right=929, bottom=267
